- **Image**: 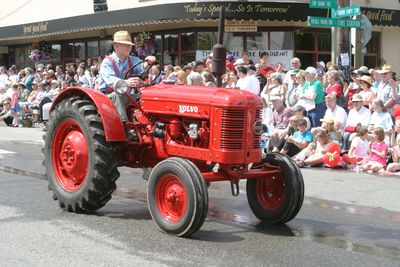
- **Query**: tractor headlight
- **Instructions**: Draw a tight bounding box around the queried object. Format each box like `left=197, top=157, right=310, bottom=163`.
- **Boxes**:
left=114, top=80, right=129, bottom=94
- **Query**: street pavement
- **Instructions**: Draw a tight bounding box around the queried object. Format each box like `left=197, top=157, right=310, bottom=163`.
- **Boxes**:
left=0, top=124, right=399, bottom=266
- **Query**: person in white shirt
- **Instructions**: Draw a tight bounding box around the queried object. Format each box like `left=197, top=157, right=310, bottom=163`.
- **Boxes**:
left=323, top=94, right=347, bottom=132
left=343, top=94, right=371, bottom=150
left=0, top=66, right=9, bottom=90
left=236, top=66, right=259, bottom=95
left=247, top=65, right=261, bottom=95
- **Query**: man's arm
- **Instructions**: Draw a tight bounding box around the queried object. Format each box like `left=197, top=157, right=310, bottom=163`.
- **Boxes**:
left=98, top=59, right=122, bottom=90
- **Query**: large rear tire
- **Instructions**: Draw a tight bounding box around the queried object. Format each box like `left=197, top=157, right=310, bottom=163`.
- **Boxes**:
left=44, top=97, right=120, bottom=212
left=246, top=152, right=304, bottom=224
left=147, top=157, right=208, bottom=237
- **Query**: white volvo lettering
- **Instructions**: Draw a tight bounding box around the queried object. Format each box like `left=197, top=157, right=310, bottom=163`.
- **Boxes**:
left=179, top=105, right=199, bottom=113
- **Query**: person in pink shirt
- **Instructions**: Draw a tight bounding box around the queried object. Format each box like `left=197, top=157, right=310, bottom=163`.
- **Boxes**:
left=358, top=75, right=375, bottom=110
left=363, top=127, right=388, bottom=173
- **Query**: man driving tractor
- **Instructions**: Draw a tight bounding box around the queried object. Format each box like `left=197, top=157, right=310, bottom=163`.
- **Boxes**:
left=98, top=30, right=156, bottom=122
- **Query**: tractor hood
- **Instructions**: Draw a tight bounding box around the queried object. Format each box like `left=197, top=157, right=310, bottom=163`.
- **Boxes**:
left=141, top=84, right=262, bottom=118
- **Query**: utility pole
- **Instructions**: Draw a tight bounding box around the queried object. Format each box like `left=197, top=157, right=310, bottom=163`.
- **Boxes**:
left=336, top=0, right=350, bottom=68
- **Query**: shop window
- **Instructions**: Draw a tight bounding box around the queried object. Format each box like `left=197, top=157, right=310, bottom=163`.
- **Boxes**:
left=181, top=32, right=195, bottom=51
left=74, top=42, right=85, bottom=60
left=225, top=33, right=244, bottom=52
left=295, top=32, right=315, bottom=51
left=99, top=40, right=113, bottom=56
left=270, top=32, right=293, bottom=50
left=181, top=52, right=196, bottom=66
left=87, top=41, right=99, bottom=58
left=65, top=42, right=74, bottom=58
left=198, top=32, right=215, bottom=50
left=365, top=32, right=380, bottom=54
left=246, top=32, right=268, bottom=51
left=51, top=44, right=61, bottom=65
left=317, top=33, right=331, bottom=52
left=155, top=35, right=162, bottom=60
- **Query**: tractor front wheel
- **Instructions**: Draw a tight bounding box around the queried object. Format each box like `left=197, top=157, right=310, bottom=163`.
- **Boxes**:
left=246, top=152, right=304, bottom=224
left=44, top=97, right=120, bottom=212
left=147, top=157, right=208, bottom=237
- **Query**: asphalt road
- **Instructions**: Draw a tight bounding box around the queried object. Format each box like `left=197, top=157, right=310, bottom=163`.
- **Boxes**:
left=0, top=126, right=399, bottom=266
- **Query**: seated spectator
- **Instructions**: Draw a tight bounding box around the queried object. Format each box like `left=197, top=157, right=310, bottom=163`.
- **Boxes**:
left=272, top=115, right=298, bottom=153
left=343, top=94, right=371, bottom=150
left=292, top=105, right=311, bottom=130
left=387, top=135, right=400, bottom=173
left=269, top=95, right=293, bottom=147
left=285, top=69, right=301, bottom=108
left=280, top=118, right=313, bottom=157
left=294, top=130, right=329, bottom=167
left=368, top=99, right=393, bottom=144
left=323, top=94, right=347, bottom=132
left=0, top=99, right=13, bottom=126
left=344, top=71, right=361, bottom=110
left=362, top=127, right=388, bottom=173
left=202, top=71, right=216, bottom=87
left=10, top=84, right=21, bottom=127
left=313, top=116, right=341, bottom=143
left=236, top=66, right=259, bottom=95
left=175, top=70, right=188, bottom=85
left=325, top=70, right=343, bottom=99
left=358, top=75, right=375, bottom=109
left=342, top=126, right=369, bottom=167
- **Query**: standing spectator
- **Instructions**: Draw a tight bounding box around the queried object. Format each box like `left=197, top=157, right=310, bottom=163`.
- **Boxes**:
left=344, top=71, right=361, bottom=110
left=299, top=67, right=325, bottom=127
left=362, top=127, right=388, bottom=173
left=285, top=69, right=301, bottom=108
left=187, top=61, right=204, bottom=85
left=376, top=64, right=397, bottom=114
left=343, top=94, right=371, bottom=150
left=261, top=73, right=284, bottom=102
left=236, top=66, right=258, bottom=95
left=201, top=71, right=216, bottom=87
left=283, top=57, right=302, bottom=92
left=225, top=70, right=238, bottom=88
left=323, top=94, right=348, bottom=132
left=24, top=68, right=35, bottom=92
left=358, top=75, right=375, bottom=109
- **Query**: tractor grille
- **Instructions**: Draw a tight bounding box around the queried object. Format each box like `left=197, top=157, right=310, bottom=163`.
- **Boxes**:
left=253, top=109, right=262, bottom=149
left=220, top=109, right=245, bottom=149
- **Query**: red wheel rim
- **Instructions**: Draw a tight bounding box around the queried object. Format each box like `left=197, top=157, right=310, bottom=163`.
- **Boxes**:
left=52, top=119, right=89, bottom=192
left=256, top=172, right=286, bottom=211
left=156, top=174, right=187, bottom=222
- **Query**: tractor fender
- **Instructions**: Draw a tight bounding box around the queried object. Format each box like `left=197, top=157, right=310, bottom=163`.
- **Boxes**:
left=50, top=87, right=126, bottom=141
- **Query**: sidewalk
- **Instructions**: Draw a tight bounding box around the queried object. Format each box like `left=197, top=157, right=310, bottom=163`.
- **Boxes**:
left=0, top=123, right=44, bottom=144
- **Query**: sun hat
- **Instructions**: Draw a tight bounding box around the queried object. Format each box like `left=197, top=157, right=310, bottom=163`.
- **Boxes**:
left=377, top=64, right=392, bottom=74
left=304, top=66, right=317, bottom=75
left=358, top=75, right=372, bottom=86
left=234, top=58, right=245, bottom=66
left=351, top=94, right=363, bottom=102
left=320, top=116, right=335, bottom=124
left=113, top=31, right=134, bottom=46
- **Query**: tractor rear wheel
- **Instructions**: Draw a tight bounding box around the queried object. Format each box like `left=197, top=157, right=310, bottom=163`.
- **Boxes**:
left=246, top=152, right=304, bottom=224
left=44, top=97, right=120, bottom=212
left=147, top=157, right=208, bottom=237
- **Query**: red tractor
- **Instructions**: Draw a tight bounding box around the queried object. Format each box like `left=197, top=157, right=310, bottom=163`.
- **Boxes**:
left=44, top=61, right=304, bottom=237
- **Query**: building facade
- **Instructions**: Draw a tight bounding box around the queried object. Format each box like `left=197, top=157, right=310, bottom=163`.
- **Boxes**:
left=0, top=0, right=399, bottom=71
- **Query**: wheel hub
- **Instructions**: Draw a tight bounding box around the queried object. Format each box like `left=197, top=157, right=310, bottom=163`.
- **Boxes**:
left=257, top=173, right=286, bottom=212
left=156, top=175, right=187, bottom=222
left=52, top=119, right=89, bottom=192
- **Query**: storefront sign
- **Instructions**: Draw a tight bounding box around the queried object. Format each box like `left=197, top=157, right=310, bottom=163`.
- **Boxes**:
left=196, top=50, right=294, bottom=70
left=225, top=19, right=257, bottom=32
left=23, top=22, right=48, bottom=35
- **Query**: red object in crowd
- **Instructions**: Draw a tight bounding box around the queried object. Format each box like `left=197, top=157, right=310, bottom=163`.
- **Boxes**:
left=393, top=104, right=400, bottom=120
left=260, top=66, right=275, bottom=78
left=226, top=60, right=235, bottom=71
left=322, top=142, right=341, bottom=167
left=326, top=83, right=343, bottom=98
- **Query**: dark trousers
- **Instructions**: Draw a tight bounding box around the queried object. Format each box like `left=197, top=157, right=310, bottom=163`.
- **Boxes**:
left=39, top=97, right=52, bottom=120
left=3, top=116, right=13, bottom=126
left=282, top=142, right=302, bottom=157
left=308, top=103, right=326, bottom=128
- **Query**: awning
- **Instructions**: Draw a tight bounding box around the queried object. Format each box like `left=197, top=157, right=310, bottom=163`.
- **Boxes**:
left=0, top=2, right=398, bottom=42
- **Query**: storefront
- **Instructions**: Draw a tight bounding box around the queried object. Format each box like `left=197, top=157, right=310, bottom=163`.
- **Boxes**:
left=0, top=1, right=398, bottom=70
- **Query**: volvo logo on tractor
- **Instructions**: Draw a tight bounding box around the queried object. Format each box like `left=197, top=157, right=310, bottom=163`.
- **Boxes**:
left=253, top=120, right=263, bottom=135
left=179, top=105, right=199, bottom=113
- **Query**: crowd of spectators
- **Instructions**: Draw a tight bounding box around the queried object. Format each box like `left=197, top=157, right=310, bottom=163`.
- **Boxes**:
left=1, top=51, right=400, bottom=175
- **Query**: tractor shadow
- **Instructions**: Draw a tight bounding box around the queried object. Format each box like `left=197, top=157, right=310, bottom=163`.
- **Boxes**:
left=94, top=197, right=152, bottom=220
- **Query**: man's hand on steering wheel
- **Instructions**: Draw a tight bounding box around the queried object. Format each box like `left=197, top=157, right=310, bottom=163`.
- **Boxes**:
left=125, top=77, right=142, bottom=88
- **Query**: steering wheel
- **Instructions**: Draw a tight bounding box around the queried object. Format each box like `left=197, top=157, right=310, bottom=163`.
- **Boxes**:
left=123, top=59, right=161, bottom=88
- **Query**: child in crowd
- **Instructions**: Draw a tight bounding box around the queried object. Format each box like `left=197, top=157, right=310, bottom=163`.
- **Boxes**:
left=386, top=135, right=400, bottom=173
left=272, top=115, right=299, bottom=152
left=294, top=130, right=329, bottom=167
left=342, top=126, right=369, bottom=167
left=313, top=116, right=342, bottom=143
left=280, top=118, right=313, bottom=157
left=363, top=127, right=388, bottom=173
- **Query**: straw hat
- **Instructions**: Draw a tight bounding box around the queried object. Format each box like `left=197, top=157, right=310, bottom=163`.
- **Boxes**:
left=113, top=31, right=134, bottom=46
left=320, top=116, right=335, bottom=124
left=377, top=64, right=392, bottom=74
left=358, top=75, right=372, bottom=86
left=351, top=94, right=363, bottom=102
